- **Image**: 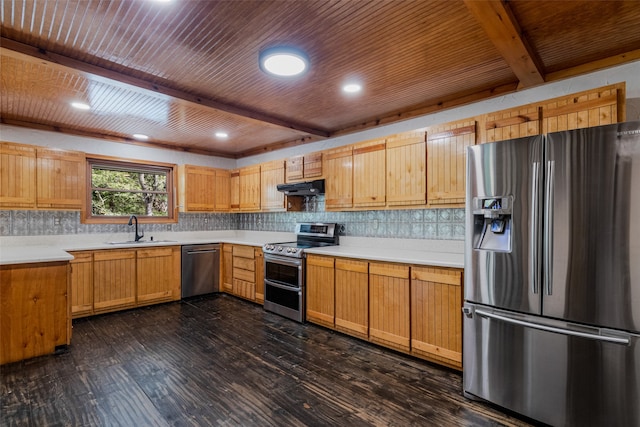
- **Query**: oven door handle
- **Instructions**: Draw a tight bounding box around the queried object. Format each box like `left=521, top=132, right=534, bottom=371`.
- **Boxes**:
left=265, top=279, right=302, bottom=292
left=263, top=255, right=303, bottom=268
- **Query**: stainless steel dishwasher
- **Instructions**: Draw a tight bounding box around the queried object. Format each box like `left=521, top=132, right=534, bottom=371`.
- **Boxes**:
left=181, top=244, right=220, bottom=298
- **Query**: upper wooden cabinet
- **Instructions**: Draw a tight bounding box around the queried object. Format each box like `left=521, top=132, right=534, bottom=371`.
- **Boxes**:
left=386, top=130, right=427, bottom=207
left=36, top=147, right=85, bottom=209
left=260, top=160, right=285, bottom=212
left=239, top=165, right=261, bottom=211
left=481, top=105, right=541, bottom=144
left=1, top=143, right=84, bottom=209
left=542, top=84, right=624, bottom=133
left=285, top=152, right=322, bottom=182
left=178, top=165, right=230, bottom=212
left=353, top=139, right=386, bottom=208
left=426, top=120, right=476, bottom=206
left=324, top=146, right=353, bottom=210
left=229, top=169, right=240, bottom=212
left=0, top=142, right=36, bottom=208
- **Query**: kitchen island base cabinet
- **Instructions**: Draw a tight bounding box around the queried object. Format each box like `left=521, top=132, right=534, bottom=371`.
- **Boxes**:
left=334, top=259, right=368, bottom=340
left=306, top=255, right=335, bottom=328
left=369, top=262, right=410, bottom=353
left=1, top=261, right=71, bottom=365
left=411, top=266, right=463, bottom=370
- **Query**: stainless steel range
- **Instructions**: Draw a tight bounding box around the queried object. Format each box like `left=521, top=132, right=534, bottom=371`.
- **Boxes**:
left=263, top=223, right=339, bottom=322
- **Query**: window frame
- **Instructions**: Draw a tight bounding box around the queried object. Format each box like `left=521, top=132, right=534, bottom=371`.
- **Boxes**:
left=83, top=155, right=178, bottom=224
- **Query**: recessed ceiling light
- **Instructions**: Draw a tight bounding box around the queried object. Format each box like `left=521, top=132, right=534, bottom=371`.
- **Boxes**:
left=343, top=83, right=362, bottom=93
left=215, top=132, right=229, bottom=138
left=71, top=101, right=91, bottom=110
left=259, top=46, right=309, bottom=77
left=132, top=134, right=149, bottom=140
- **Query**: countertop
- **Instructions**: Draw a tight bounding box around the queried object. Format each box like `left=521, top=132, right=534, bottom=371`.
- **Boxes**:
left=0, top=232, right=464, bottom=268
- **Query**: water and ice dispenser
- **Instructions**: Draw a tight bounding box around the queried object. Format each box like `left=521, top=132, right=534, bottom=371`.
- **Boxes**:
left=471, top=196, right=512, bottom=252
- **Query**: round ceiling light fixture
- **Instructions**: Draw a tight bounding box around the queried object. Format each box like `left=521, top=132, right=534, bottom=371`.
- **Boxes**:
left=342, top=83, right=362, bottom=93
left=215, top=131, right=229, bottom=139
left=259, top=46, right=309, bottom=77
left=132, top=134, right=149, bottom=140
left=70, top=101, right=91, bottom=110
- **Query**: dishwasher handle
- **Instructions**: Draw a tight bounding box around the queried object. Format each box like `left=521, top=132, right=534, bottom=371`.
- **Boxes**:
left=186, top=249, right=218, bottom=255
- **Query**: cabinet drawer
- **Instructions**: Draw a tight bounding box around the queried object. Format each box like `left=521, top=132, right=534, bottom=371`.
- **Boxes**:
left=233, top=267, right=255, bottom=283
left=232, top=245, right=255, bottom=259
left=233, top=256, right=255, bottom=271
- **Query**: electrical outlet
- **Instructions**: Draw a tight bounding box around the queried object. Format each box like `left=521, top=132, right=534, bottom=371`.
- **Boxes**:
left=54, top=217, right=61, bottom=225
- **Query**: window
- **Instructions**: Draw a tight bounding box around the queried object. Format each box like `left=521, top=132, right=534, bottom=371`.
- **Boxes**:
left=84, top=157, right=177, bottom=223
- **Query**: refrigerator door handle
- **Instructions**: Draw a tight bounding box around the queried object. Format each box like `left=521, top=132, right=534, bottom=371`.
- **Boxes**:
left=530, top=161, right=540, bottom=294
left=475, top=308, right=630, bottom=345
left=544, top=160, right=555, bottom=295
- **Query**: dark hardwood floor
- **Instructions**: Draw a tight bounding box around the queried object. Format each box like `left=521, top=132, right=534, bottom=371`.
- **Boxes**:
left=1, top=295, right=535, bottom=426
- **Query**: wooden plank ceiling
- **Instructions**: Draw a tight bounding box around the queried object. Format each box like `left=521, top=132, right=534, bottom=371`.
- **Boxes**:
left=1, top=0, right=640, bottom=158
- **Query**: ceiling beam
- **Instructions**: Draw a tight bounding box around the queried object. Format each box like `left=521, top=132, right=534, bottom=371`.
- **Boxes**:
left=0, top=37, right=330, bottom=138
left=464, top=0, right=545, bottom=88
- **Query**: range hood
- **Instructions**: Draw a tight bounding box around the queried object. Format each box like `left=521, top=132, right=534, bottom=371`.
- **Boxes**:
left=277, top=179, right=325, bottom=196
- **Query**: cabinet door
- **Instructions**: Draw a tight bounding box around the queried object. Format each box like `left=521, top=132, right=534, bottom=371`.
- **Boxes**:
left=214, top=169, right=231, bottom=211
left=353, top=139, right=386, bottom=208
left=254, top=248, right=264, bottom=304
left=180, top=165, right=216, bottom=212
left=427, top=120, right=476, bottom=206
left=482, top=105, right=541, bottom=144
left=36, top=148, right=85, bottom=209
left=69, top=251, right=93, bottom=318
left=0, top=142, right=36, bottom=208
left=260, top=160, right=285, bottom=211
left=93, top=250, right=136, bottom=312
left=137, top=247, right=176, bottom=305
left=386, top=131, right=427, bottom=207
left=306, top=255, right=335, bottom=328
left=335, top=258, right=368, bottom=340
left=230, top=170, right=240, bottom=211
left=303, top=152, right=322, bottom=178
left=324, top=147, right=353, bottom=209
left=239, top=165, right=261, bottom=211
left=369, top=262, right=410, bottom=352
left=222, top=244, right=233, bottom=293
left=542, top=84, right=623, bottom=133
left=232, top=245, right=256, bottom=301
left=411, top=266, right=463, bottom=370
left=285, top=155, right=304, bottom=182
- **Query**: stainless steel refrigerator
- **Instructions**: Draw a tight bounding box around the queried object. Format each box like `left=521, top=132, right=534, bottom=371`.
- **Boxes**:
left=463, top=121, right=640, bottom=426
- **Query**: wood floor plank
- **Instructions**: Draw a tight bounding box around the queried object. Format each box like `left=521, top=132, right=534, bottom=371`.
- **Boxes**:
left=1, top=294, right=535, bottom=426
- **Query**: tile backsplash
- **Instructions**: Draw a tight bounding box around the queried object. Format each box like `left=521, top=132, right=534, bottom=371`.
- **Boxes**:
left=1, top=199, right=464, bottom=240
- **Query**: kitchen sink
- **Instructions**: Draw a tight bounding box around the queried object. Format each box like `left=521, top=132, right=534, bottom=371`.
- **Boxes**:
left=106, top=239, right=177, bottom=245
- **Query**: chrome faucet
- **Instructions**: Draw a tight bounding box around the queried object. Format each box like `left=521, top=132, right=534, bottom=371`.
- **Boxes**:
left=127, top=215, right=144, bottom=242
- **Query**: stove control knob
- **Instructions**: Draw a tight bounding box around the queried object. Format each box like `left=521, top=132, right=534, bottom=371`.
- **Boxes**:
left=277, top=247, right=283, bottom=252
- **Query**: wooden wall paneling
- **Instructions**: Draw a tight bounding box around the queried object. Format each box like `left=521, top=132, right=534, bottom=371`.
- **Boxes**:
left=222, top=244, right=233, bottom=293
left=136, top=247, right=175, bottom=305
left=306, top=254, right=336, bottom=328
left=35, top=148, right=85, bottom=209
left=229, top=170, right=240, bottom=211
left=386, top=130, right=427, bottom=206
left=260, top=160, right=285, bottom=211
left=542, top=83, right=624, bottom=133
left=481, top=104, right=541, bottom=144
left=324, top=147, right=353, bottom=209
left=411, top=266, right=463, bottom=370
left=239, top=165, right=261, bottom=211
left=285, top=155, right=304, bottom=182
left=69, top=251, right=94, bottom=318
left=214, top=169, right=231, bottom=211
left=334, top=258, right=369, bottom=340
left=0, top=142, right=37, bottom=208
left=254, top=248, right=264, bottom=304
left=427, top=120, right=476, bottom=206
left=1, top=262, right=69, bottom=365
left=368, top=262, right=410, bottom=352
left=179, top=165, right=216, bottom=212
left=353, top=139, right=386, bottom=208
left=93, top=249, right=136, bottom=312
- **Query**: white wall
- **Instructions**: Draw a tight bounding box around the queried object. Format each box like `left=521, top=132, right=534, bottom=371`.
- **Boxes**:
left=1, top=60, right=639, bottom=169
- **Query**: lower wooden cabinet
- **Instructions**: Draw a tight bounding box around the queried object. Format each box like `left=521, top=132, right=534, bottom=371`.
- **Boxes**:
left=230, top=244, right=257, bottom=301
left=306, top=254, right=335, bottom=328
left=334, top=258, right=369, bottom=340
left=222, top=244, right=233, bottom=293
left=1, top=261, right=71, bottom=365
left=69, top=246, right=180, bottom=318
left=254, top=248, right=264, bottom=303
left=411, top=266, right=463, bottom=369
left=369, top=262, right=411, bottom=352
